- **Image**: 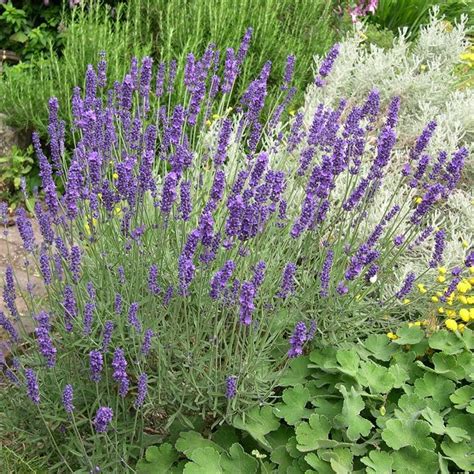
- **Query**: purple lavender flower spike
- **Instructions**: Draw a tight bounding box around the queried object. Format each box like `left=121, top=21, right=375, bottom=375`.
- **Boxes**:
left=3, top=266, right=18, bottom=319
left=444, top=146, right=468, bottom=191
left=239, top=281, right=256, bottom=325
left=179, top=180, right=192, bottom=221
left=62, top=384, right=74, bottom=414
left=252, top=261, right=266, bottom=288
left=288, top=321, right=307, bottom=358
left=155, top=61, right=166, bottom=97
left=320, top=250, right=334, bottom=297
left=282, top=55, right=296, bottom=89
left=63, top=285, right=77, bottom=332
left=16, top=208, right=35, bottom=252
left=112, top=348, right=129, bottom=397
left=161, top=172, right=178, bottom=214
left=394, top=235, right=404, bottom=247
left=134, top=373, right=148, bottom=408
left=141, top=329, right=154, bottom=356
left=94, top=407, right=113, bottom=433
left=466, top=252, right=474, bottom=268
left=410, top=183, right=444, bottom=224
left=307, top=320, right=317, bottom=340
left=279, top=262, right=296, bottom=298
left=128, top=302, right=142, bottom=333
left=83, top=302, right=95, bottom=335
left=25, top=368, right=40, bottom=404
left=396, top=272, right=416, bottom=300
left=114, top=293, right=122, bottom=315
left=386, top=96, right=401, bottom=128
left=236, top=27, right=253, bottom=67
left=89, top=350, right=103, bottom=382
left=0, top=310, right=18, bottom=342
left=225, top=375, right=237, bottom=399
left=69, top=245, right=81, bottom=283
left=222, top=48, right=238, bottom=94
left=102, top=321, right=114, bottom=352
left=336, top=281, right=349, bottom=295
left=315, top=43, right=340, bottom=86
left=214, top=118, right=232, bottom=166
left=35, top=323, right=56, bottom=368
left=209, top=260, right=235, bottom=299
left=410, top=120, right=437, bottom=161
left=429, top=229, right=446, bottom=268
left=163, top=286, right=173, bottom=306
left=148, top=264, right=161, bottom=295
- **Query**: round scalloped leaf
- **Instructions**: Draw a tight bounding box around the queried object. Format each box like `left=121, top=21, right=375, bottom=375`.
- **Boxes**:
left=183, top=447, right=222, bottom=474
left=220, top=443, right=258, bottom=473
left=295, top=414, right=332, bottom=452
left=232, top=406, right=280, bottom=449
left=381, top=419, right=434, bottom=450
left=392, top=326, right=424, bottom=345
left=279, top=356, right=311, bottom=386
left=392, top=447, right=438, bottom=473
left=441, top=439, right=474, bottom=471
left=136, top=444, right=178, bottom=474
left=361, top=450, right=393, bottom=474
left=428, top=330, right=465, bottom=355
left=273, top=383, right=311, bottom=425
left=363, top=334, right=398, bottom=361
left=449, top=385, right=474, bottom=410
left=413, top=372, right=456, bottom=410
left=175, top=431, right=223, bottom=457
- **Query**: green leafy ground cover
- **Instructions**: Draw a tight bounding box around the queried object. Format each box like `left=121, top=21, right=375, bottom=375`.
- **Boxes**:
left=138, top=326, right=474, bottom=473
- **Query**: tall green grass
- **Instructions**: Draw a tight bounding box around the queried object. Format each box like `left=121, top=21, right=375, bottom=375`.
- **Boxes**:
left=0, top=0, right=336, bottom=137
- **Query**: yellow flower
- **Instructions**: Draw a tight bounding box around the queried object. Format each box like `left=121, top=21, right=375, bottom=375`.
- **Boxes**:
left=458, top=295, right=468, bottom=304
left=459, top=308, right=470, bottom=322
left=387, top=332, right=398, bottom=340
left=417, top=283, right=427, bottom=294
left=431, top=296, right=439, bottom=303
left=112, top=172, right=119, bottom=180
left=458, top=323, right=465, bottom=333
left=457, top=280, right=471, bottom=293
left=436, top=291, right=443, bottom=297
left=438, top=266, right=447, bottom=275
left=468, top=296, right=474, bottom=305
left=414, top=196, right=423, bottom=204
left=445, top=319, right=458, bottom=331
left=403, top=298, right=411, bottom=305
left=469, top=266, right=474, bottom=274
left=438, top=307, right=445, bottom=314
left=462, top=240, right=469, bottom=249
left=446, top=309, right=456, bottom=318
left=205, top=119, right=212, bottom=127
left=212, top=114, right=220, bottom=120
left=289, top=110, right=296, bottom=116
left=470, top=308, right=474, bottom=319
left=414, top=321, right=421, bottom=326
left=437, top=275, right=446, bottom=283
left=469, top=277, right=474, bottom=285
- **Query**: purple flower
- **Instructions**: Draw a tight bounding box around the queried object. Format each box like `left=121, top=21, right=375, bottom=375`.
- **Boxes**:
left=179, top=181, right=192, bottom=221
left=117, top=266, right=125, bottom=285
left=83, top=302, right=95, bottom=335
left=69, top=245, right=81, bottom=283
left=141, top=329, right=154, bottom=356
left=222, top=48, right=238, bottom=94
left=410, top=183, right=444, bottom=224
left=396, top=272, right=416, bottom=300
left=148, top=264, right=160, bottom=295
left=0, top=310, right=18, bottom=342
left=282, top=55, right=296, bottom=89
left=35, top=203, right=54, bottom=245
left=134, top=373, right=148, bottom=408
left=288, top=321, right=307, bottom=358
left=62, top=384, right=74, bottom=414
left=225, top=375, right=237, bottom=399
left=315, top=44, right=340, bottom=86
left=155, top=61, right=165, bottom=97
left=336, top=281, right=349, bottom=295
left=410, top=120, right=437, bottom=161
left=89, top=350, right=103, bottom=383
left=63, top=285, right=77, bottom=332
left=252, top=261, right=266, bottom=288
left=16, top=208, right=35, bottom=252
left=320, top=250, right=334, bottom=297
left=307, top=320, right=317, bottom=340
left=114, top=293, right=122, bottom=315
left=287, top=112, right=305, bottom=152
left=394, top=235, right=404, bottom=247
left=3, top=266, right=18, bottom=318
left=167, top=59, right=177, bottom=93
left=215, top=118, right=232, bottom=166
left=139, top=56, right=153, bottom=99
left=178, top=255, right=195, bottom=295
left=94, top=407, right=113, bottom=433
left=102, top=321, right=114, bottom=352
left=64, top=158, right=83, bottom=220
left=35, top=324, right=56, bottom=368
left=209, top=260, right=235, bottom=299
left=239, top=281, right=256, bottom=325
left=279, top=262, right=296, bottom=298
left=112, top=348, right=129, bottom=397
left=444, top=147, right=468, bottom=191
left=466, top=252, right=474, bottom=268
left=161, top=172, right=178, bottom=214
left=429, top=229, right=446, bottom=268
left=163, top=285, right=173, bottom=306
left=25, top=368, right=40, bottom=404
left=236, top=27, right=253, bottom=67
left=128, top=302, right=141, bottom=332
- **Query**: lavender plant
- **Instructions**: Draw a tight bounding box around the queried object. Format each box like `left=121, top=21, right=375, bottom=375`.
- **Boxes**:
left=0, top=30, right=470, bottom=469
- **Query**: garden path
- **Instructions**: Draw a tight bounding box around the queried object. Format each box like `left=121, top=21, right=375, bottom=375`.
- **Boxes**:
left=0, top=218, right=43, bottom=357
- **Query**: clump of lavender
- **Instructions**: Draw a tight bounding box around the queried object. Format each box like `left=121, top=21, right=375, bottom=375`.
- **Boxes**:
left=94, top=407, right=113, bottom=433
left=225, top=375, right=237, bottom=399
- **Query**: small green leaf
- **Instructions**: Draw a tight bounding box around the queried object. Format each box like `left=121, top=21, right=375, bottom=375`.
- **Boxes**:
left=447, top=411, right=474, bottom=439
left=388, top=364, right=410, bottom=388
left=429, top=331, right=464, bottom=355
left=311, top=397, right=344, bottom=419
left=392, top=447, right=438, bottom=474
left=9, top=31, right=28, bottom=43
left=336, top=386, right=373, bottom=441
left=232, top=406, right=279, bottom=448
left=175, top=431, right=222, bottom=457
left=413, top=372, right=455, bottom=409
left=421, top=407, right=469, bottom=442
left=359, top=361, right=395, bottom=393
left=295, top=414, right=332, bottom=452
left=393, top=326, right=424, bottom=345
left=441, top=439, right=474, bottom=471
left=336, top=349, right=360, bottom=378
left=364, top=334, right=398, bottom=361
left=279, top=356, right=311, bottom=386
left=221, top=444, right=258, bottom=474
left=183, top=447, right=222, bottom=474
left=309, top=347, right=339, bottom=372
left=304, top=453, right=333, bottom=473
left=136, top=444, right=178, bottom=473
left=273, top=383, right=311, bottom=425
left=430, top=353, right=467, bottom=380
left=361, top=450, right=393, bottom=474
left=450, top=385, right=474, bottom=410
left=319, top=448, right=353, bottom=474
left=270, top=445, right=293, bottom=472
left=212, top=425, right=239, bottom=451
left=381, top=419, right=434, bottom=450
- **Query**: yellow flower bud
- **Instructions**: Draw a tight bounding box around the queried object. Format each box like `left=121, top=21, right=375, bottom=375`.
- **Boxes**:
left=112, top=172, right=119, bottom=180
left=459, top=308, right=470, bottom=322
left=458, top=296, right=468, bottom=304
left=457, top=281, right=471, bottom=293
left=446, top=310, right=456, bottom=318
left=414, top=196, right=423, bottom=204
left=403, top=298, right=411, bottom=305
left=437, top=276, right=446, bottom=283
left=438, top=307, right=445, bottom=314
left=438, top=267, right=447, bottom=275
left=387, top=332, right=398, bottom=340
left=445, top=319, right=458, bottom=331
left=417, top=284, right=427, bottom=294
left=458, top=323, right=465, bottom=333
left=431, top=296, right=439, bottom=303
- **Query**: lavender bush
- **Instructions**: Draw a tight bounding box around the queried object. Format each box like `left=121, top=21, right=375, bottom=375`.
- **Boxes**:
left=0, top=29, right=470, bottom=469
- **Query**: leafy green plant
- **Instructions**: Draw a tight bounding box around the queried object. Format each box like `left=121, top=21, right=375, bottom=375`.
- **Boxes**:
left=0, top=144, right=39, bottom=212
left=138, top=326, right=474, bottom=473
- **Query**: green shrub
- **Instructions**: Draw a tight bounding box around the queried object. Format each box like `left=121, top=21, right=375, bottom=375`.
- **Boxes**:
left=138, top=325, right=474, bottom=473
